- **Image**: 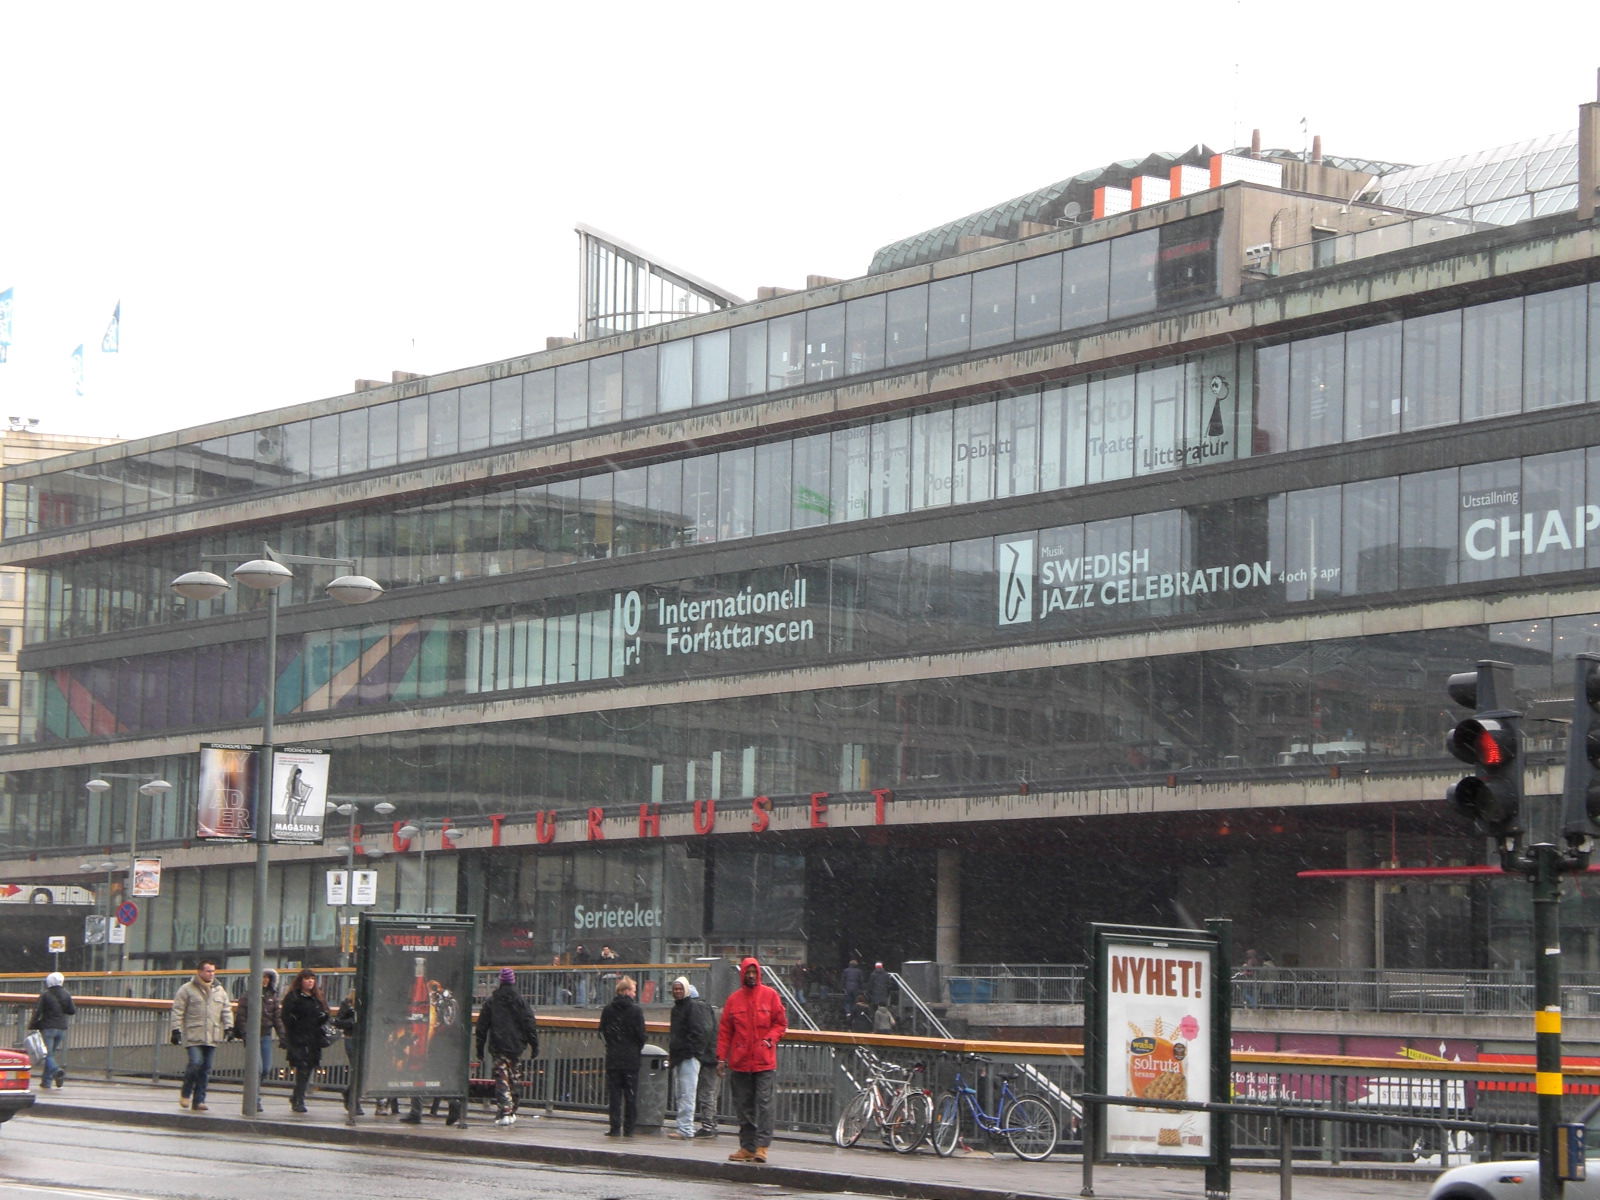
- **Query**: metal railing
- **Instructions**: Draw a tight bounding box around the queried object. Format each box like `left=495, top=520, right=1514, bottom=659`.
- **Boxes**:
left=3, top=987, right=1586, bottom=1166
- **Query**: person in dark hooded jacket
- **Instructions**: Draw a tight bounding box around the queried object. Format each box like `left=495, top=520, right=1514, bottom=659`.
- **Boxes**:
left=29, top=971, right=75, bottom=1088
left=598, top=975, right=646, bottom=1136
left=666, top=975, right=714, bottom=1139
left=716, top=956, right=787, bottom=1163
left=476, top=967, right=539, bottom=1127
left=233, top=967, right=281, bottom=1104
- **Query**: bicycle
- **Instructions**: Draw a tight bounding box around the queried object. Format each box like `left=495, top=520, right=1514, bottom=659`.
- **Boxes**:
left=833, top=1048, right=933, bottom=1154
left=930, top=1054, right=1059, bottom=1161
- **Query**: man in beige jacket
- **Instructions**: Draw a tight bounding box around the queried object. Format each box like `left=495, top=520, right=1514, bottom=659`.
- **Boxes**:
left=170, top=959, right=232, bottom=1112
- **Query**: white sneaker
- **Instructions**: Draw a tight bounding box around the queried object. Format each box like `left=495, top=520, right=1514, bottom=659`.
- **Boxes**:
left=495, top=1114, right=515, bottom=1127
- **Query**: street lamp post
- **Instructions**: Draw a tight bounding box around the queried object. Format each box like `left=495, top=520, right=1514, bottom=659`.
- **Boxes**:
left=76, top=858, right=117, bottom=973
left=171, top=545, right=382, bottom=1118
left=333, top=799, right=393, bottom=963
left=84, top=775, right=173, bottom=970
left=394, top=818, right=463, bottom=912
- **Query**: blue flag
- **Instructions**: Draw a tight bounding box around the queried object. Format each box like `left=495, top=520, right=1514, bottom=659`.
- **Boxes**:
left=0, top=288, right=12, bottom=364
left=101, top=300, right=120, bottom=353
left=71, top=344, right=84, bottom=396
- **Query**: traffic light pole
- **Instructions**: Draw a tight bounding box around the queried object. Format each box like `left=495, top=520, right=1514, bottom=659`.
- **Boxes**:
left=1529, top=843, right=1565, bottom=1200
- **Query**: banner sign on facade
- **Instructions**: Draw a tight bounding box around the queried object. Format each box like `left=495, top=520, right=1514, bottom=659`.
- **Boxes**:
left=1086, top=923, right=1224, bottom=1165
left=197, top=743, right=258, bottom=841
left=270, top=747, right=330, bottom=844
left=132, top=857, right=161, bottom=898
left=354, top=912, right=476, bottom=1102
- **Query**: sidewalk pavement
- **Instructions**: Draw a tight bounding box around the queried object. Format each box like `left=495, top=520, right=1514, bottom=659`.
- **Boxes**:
left=23, top=1076, right=1439, bottom=1200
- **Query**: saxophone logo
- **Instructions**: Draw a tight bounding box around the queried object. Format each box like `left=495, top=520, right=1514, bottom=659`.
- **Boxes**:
left=998, top=539, right=1034, bottom=626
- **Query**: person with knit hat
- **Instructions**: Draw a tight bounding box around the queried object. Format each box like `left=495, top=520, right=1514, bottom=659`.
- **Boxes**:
left=232, top=968, right=281, bottom=1108
left=29, top=971, right=75, bottom=1088
left=475, top=967, right=538, bottom=1127
left=666, top=975, right=714, bottom=1139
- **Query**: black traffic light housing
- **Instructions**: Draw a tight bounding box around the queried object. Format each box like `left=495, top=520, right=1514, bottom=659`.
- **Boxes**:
left=1560, top=652, right=1600, bottom=867
left=1446, top=660, right=1524, bottom=854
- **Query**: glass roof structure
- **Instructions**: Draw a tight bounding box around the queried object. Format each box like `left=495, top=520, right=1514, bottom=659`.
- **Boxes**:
left=578, top=224, right=743, bottom=341
left=1370, top=130, right=1579, bottom=225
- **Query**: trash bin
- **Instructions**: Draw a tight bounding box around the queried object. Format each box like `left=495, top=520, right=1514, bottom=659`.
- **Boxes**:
left=635, top=1043, right=670, bottom=1132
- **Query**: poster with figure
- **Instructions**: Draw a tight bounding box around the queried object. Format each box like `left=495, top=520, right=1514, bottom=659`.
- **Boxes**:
left=1087, top=923, right=1224, bottom=1166
left=269, top=747, right=329, bottom=844
left=196, top=743, right=259, bottom=841
left=355, top=912, right=476, bottom=1102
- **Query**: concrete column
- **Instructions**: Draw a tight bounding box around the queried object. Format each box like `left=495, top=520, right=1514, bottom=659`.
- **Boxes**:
left=1579, top=78, right=1599, bottom=222
left=1343, top=830, right=1376, bottom=971
left=936, top=848, right=961, bottom=964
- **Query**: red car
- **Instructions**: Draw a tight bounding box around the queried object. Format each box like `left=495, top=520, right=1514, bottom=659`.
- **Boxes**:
left=0, top=1047, right=37, bottom=1128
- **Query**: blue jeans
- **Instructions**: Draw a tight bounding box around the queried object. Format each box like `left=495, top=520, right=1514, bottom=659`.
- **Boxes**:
left=256, top=1033, right=275, bottom=1083
left=672, top=1058, right=700, bottom=1135
left=42, top=1028, right=67, bottom=1083
left=182, top=1044, right=216, bottom=1105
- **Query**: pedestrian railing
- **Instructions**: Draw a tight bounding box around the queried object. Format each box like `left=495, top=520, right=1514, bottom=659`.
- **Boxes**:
left=4, top=987, right=1585, bottom=1166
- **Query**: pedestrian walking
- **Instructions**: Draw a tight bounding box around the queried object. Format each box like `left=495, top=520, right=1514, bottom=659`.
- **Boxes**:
left=278, top=967, right=331, bottom=1114
left=170, top=958, right=231, bottom=1112
left=846, top=993, right=873, bottom=1033
left=332, top=988, right=365, bottom=1115
left=232, top=968, right=281, bottom=1101
left=873, top=1003, right=896, bottom=1034
left=476, top=967, right=539, bottom=1127
left=840, top=958, right=865, bottom=1006
left=599, top=975, right=646, bottom=1137
left=666, top=975, right=714, bottom=1140
left=866, top=961, right=892, bottom=1007
left=29, top=971, right=75, bottom=1089
left=717, top=955, right=787, bottom=1164
left=687, top=983, right=720, bottom=1137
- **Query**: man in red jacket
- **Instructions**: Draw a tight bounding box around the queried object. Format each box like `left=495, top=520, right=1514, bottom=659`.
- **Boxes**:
left=716, top=956, right=787, bottom=1163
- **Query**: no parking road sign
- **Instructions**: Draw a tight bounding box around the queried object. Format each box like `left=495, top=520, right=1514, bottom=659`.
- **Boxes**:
left=116, top=901, right=138, bottom=926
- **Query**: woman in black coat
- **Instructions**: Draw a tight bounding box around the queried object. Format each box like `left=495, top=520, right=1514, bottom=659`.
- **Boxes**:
left=277, top=968, right=330, bottom=1114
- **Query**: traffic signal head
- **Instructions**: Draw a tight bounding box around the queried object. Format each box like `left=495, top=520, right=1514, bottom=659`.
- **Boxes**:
left=1445, top=662, right=1523, bottom=844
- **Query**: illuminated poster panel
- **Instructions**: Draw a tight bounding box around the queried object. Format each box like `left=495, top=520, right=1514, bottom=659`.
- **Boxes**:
left=355, top=912, right=476, bottom=1105
left=1088, top=923, right=1224, bottom=1165
left=196, top=743, right=258, bottom=841
left=269, top=747, right=329, bottom=844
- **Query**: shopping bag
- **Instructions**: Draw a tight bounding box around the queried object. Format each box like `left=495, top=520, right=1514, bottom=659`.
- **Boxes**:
left=22, top=1030, right=46, bottom=1065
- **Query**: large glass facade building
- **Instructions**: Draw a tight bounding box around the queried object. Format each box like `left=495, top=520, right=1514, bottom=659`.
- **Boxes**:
left=4, top=115, right=1600, bottom=980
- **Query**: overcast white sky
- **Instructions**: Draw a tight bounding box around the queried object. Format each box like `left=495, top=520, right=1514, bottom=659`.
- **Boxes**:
left=1, top=2, right=1596, bottom=440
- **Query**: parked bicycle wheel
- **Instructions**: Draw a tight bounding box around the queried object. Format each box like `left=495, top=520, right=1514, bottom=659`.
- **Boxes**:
left=888, top=1089, right=933, bottom=1153
left=835, top=1087, right=875, bottom=1148
left=1002, top=1095, right=1058, bottom=1161
left=930, top=1091, right=963, bottom=1157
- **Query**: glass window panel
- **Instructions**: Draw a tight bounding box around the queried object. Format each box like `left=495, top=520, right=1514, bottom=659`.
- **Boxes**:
left=1344, top=322, right=1403, bottom=441
left=1133, top=509, right=1186, bottom=618
left=1402, top=310, right=1461, bottom=431
left=523, top=370, right=556, bottom=439
left=281, top=421, right=312, bottom=482
left=1134, top=363, right=1184, bottom=476
left=658, top=339, right=693, bottom=411
left=1462, top=297, right=1523, bottom=422
left=339, top=407, right=370, bottom=474
left=694, top=329, right=730, bottom=406
left=308, top=414, right=340, bottom=479
left=805, top=304, right=846, bottom=382
left=885, top=285, right=928, bottom=367
left=681, top=455, right=718, bottom=544
left=912, top=407, right=953, bottom=510
left=622, top=346, right=658, bottom=419
left=1458, top=459, right=1524, bottom=583
left=717, top=446, right=754, bottom=540
left=1085, top=373, right=1135, bottom=483
left=753, top=440, right=792, bottom=536
left=927, top=276, right=971, bottom=358
left=871, top=417, right=911, bottom=517
left=1062, top=241, right=1110, bottom=328
left=994, top=391, right=1039, bottom=498
left=555, top=362, right=589, bottom=431
left=1342, top=477, right=1399, bottom=594
left=728, top=323, right=766, bottom=400
left=830, top=425, right=871, bottom=524
left=951, top=401, right=996, bottom=505
left=428, top=390, right=460, bottom=458
left=970, top=263, right=1016, bottom=349
left=580, top=473, right=613, bottom=558
left=1271, top=485, right=1343, bottom=601
left=1038, top=383, right=1082, bottom=492
left=611, top=465, right=649, bottom=556
left=1288, top=332, right=1345, bottom=451
left=646, top=460, right=686, bottom=547
left=1015, top=254, right=1063, bottom=340
left=845, top=294, right=886, bottom=375
left=1591, top=283, right=1600, bottom=405
left=1253, top=344, right=1290, bottom=455
left=459, top=382, right=492, bottom=453
left=1524, top=286, right=1586, bottom=411
left=589, top=355, right=623, bottom=425
left=1107, top=230, right=1158, bottom=320
left=766, top=314, right=805, bottom=390
left=791, top=431, right=831, bottom=528
left=490, top=377, right=524, bottom=446
left=1521, top=448, right=1586, bottom=576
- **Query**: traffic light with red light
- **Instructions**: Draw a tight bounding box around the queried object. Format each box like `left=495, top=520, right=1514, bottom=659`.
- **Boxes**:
left=1446, top=661, right=1524, bottom=845
left=1561, top=653, right=1600, bottom=858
